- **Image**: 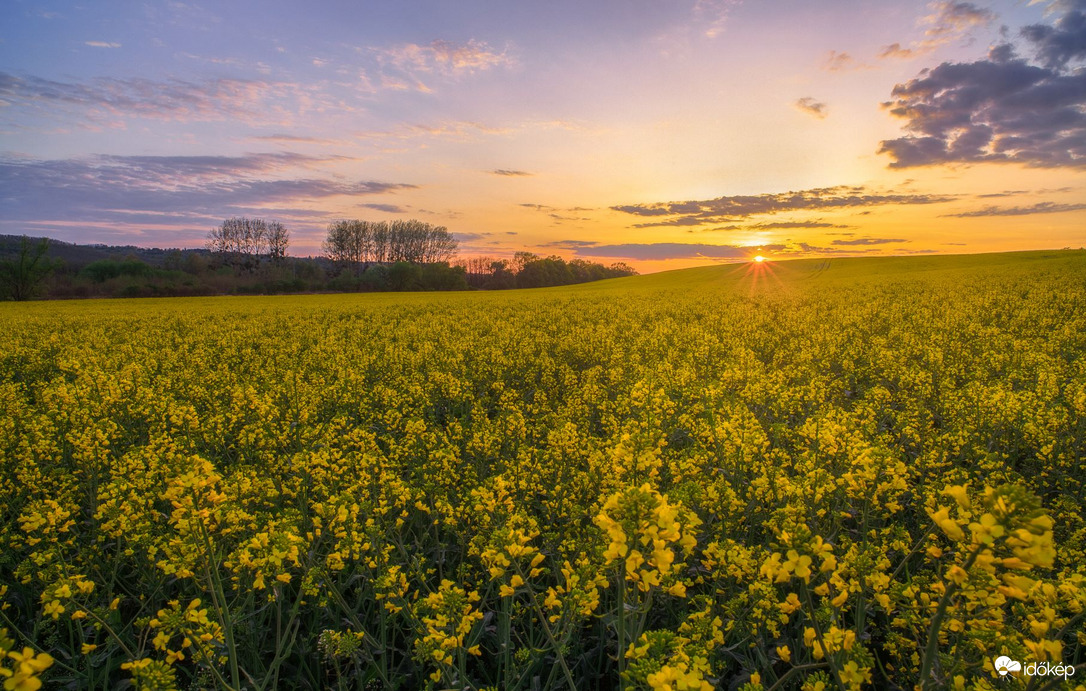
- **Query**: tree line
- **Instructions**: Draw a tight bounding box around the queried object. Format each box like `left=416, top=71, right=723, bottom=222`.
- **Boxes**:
left=1, top=216, right=637, bottom=300
left=205, top=217, right=290, bottom=271
left=322, top=219, right=458, bottom=271
left=455, top=252, right=637, bottom=289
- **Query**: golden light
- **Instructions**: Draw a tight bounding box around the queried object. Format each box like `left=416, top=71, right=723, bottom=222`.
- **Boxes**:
left=753, top=255, right=766, bottom=263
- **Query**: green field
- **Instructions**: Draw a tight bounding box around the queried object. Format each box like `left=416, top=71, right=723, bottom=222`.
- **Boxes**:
left=2, top=250, right=1084, bottom=690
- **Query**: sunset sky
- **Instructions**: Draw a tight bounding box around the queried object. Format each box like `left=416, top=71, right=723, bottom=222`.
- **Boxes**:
left=1, top=0, right=1084, bottom=272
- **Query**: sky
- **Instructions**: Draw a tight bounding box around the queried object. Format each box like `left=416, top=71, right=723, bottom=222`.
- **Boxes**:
left=1, top=0, right=1084, bottom=272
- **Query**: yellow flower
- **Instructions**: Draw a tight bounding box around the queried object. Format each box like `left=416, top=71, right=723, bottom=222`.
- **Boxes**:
left=42, top=601, right=64, bottom=620
left=930, top=507, right=965, bottom=541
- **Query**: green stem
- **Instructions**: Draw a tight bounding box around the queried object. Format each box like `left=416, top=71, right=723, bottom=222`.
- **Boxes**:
left=765, top=662, right=828, bottom=691
left=918, top=543, right=981, bottom=690
left=801, top=582, right=847, bottom=691
left=513, top=562, right=577, bottom=691
left=617, top=565, right=627, bottom=691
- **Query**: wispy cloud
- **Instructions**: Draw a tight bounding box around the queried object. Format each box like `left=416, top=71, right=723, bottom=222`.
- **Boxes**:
left=0, top=71, right=342, bottom=128
left=542, top=239, right=601, bottom=249
left=360, top=203, right=407, bottom=213
left=490, top=169, right=533, bottom=177
left=693, top=0, right=740, bottom=39
left=795, top=242, right=880, bottom=254
left=923, top=1, right=996, bottom=39
left=0, top=154, right=415, bottom=245
left=879, top=1, right=998, bottom=60
left=251, top=134, right=345, bottom=146
left=755, top=220, right=852, bottom=229
left=879, top=42, right=917, bottom=60
left=371, top=39, right=514, bottom=92
left=613, top=185, right=953, bottom=227
left=85, top=41, right=122, bottom=48
left=942, top=201, right=1086, bottom=217
left=698, top=220, right=853, bottom=232
left=354, top=120, right=513, bottom=143
left=831, top=237, right=908, bottom=245
left=794, top=97, right=828, bottom=119
left=572, top=242, right=785, bottom=261
left=823, top=51, right=866, bottom=72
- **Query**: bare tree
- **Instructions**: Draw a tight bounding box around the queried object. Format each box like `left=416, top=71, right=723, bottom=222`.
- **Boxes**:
left=267, top=221, right=290, bottom=263
left=208, top=217, right=289, bottom=271
left=322, top=219, right=458, bottom=270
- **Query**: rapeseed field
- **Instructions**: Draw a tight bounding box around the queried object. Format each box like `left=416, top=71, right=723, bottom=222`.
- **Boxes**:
left=1, top=251, right=1084, bottom=690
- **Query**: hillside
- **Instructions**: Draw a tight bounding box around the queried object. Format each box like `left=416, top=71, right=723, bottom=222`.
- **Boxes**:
left=2, top=246, right=1084, bottom=689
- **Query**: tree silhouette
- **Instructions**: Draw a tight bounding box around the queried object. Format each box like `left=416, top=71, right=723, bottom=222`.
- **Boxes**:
left=0, top=236, right=54, bottom=301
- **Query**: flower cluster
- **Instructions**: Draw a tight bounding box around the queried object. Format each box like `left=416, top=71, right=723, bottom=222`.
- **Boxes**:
left=596, top=483, right=701, bottom=594
left=1, top=253, right=1084, bottom=688
left=412, top=580, right=483, bottom=683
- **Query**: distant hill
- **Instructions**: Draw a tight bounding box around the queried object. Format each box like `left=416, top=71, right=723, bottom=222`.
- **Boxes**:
left=559, top=248, right=1086, bottom=295
left=0, top=234, right=214, bottom=267
left=0, top=234, right=636, bottom=299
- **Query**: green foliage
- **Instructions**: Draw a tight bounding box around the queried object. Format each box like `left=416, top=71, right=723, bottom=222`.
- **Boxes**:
left=1, top=251, right=1083, bottom=689
left=0, top=236, right=55, bottom=301
left=80, top=259, right=154, bottom=283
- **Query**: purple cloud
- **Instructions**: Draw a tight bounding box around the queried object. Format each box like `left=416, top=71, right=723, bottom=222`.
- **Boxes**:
left=0, top=154, right=416, bottom=246
left=613, top=185, right=953, bottom=227
left=879, top=2, right=1086, bottom=168
left=942, top=201, right=1086, bottom=217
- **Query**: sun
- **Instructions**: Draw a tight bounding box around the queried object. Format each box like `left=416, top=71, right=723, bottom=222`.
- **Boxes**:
left=753, top=255, right=766, bottom=263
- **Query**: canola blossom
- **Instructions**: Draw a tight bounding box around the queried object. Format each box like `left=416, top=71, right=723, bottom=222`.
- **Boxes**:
left=0, top=251, right=1084, bottom=690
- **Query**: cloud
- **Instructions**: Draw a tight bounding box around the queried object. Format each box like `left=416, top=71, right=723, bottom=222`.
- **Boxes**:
left=360, top=203, right=407, bottom=213
left=542, top=239, right=601, bottom=249
left=924, top=1, right=996, bottom=39
left=831, top=237, right=909, bottom=245
left=753, top=221, right=852, bottom=229
left=572, top=242, right=786, bottom=261
left=693, top=0, right=740, bottom=39
left=355, top=120, right=512, bottom=141
left=1020, top=0, right=1086, bottom=69
left=879, top=1, right=998, bottom=61
left=0, top=71, right=331, bottom=127
left=879, top=42, right=917, bottom=60
left=942, top=201, right=1086, bottom=216
left=85, top=41, right=121, bottom=48
left=490, top=169, right=533, bottom=176
left=631, top=216, right=722, bottom=228
left=823, top=51, right=864, bottom=71
left=251, top=134, right=344, bottom=146
left=0, top=153, right=415, bottom=244
left=796, top=242, right=880, bottom=254
left=879, top=2, right=1086, bottom=168
left=698, top=220, right=853, bottom=232
left=374, top=39, right=513, bottom=85
left=794, top=97, right=828, bottom=119
left=613, top=185, right=953, bottom=227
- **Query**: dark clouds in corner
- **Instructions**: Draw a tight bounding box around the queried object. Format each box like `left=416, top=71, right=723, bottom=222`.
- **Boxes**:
left=879, top=0, right=1086, bottom=168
